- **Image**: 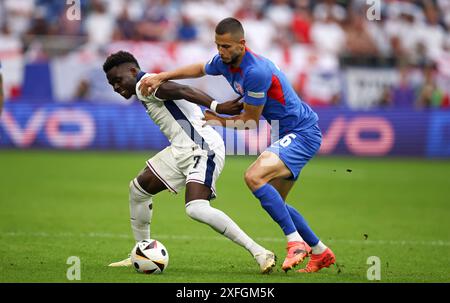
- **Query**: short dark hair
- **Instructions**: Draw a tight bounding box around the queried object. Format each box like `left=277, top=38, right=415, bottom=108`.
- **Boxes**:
left=215, top=17, right=244, bottom=37
left=103, top=51, right=140, bottom=73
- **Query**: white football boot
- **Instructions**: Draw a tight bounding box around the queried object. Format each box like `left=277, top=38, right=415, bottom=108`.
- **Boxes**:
left=254, top=250, right=276, bottom=274
left=108, top=256, right=132, bottom=267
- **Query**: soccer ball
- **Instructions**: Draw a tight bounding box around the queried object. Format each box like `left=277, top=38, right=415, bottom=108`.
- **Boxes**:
left=130, top=239, right=169, bottom=274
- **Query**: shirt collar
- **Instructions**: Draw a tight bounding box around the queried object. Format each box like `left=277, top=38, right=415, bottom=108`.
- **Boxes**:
left=136, top=71, right=146, bottom=82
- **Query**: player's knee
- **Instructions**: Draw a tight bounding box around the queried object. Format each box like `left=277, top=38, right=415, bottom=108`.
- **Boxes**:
left=185, top=199, right=209, bottom=220
left=129, top=178, right=151, bottom=201
left=244, top=169, right=263, bottom=191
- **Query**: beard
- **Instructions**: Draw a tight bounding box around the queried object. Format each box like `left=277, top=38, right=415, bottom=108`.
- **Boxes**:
left=222, top=53, right=240, bottom=66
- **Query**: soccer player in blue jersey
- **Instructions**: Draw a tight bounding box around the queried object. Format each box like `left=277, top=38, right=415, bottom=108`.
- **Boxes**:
left=139, top=17, right=336, bottom=273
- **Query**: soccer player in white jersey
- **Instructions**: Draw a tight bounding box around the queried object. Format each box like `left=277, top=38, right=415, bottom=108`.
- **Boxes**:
left=103, top=51, right=275, bottom=273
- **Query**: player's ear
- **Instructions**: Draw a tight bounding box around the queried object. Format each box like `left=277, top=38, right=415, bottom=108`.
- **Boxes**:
left=239, top=38, right=246, bottom=50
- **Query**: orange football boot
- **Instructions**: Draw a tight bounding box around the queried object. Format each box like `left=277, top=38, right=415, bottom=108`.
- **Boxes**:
left=281, top=241, right=311, bottom=272
left=297, top=248, right=336, bottom=273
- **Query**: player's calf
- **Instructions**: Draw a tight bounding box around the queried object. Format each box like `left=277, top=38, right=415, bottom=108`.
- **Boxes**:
left=185, top=197, right=276, bottom=274
left=129, top=178, right=153, bottom=242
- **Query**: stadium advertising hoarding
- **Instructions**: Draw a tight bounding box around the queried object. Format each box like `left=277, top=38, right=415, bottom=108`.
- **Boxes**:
left=0, top=101, right=448, bottom=157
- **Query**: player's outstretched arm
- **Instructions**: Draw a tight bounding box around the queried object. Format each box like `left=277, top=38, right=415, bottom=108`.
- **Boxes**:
left=155, top=81, right=243, bottom=115
left=139, top=63, right=206, bottom=97
left=203, top=103, right=264, bottom=130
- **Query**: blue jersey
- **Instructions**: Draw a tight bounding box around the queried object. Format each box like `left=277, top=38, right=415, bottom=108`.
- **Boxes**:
left=204, top=48, right=318, bottom=136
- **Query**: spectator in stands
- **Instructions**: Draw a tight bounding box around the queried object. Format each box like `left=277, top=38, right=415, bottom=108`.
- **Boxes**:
left=2, top=0, right=35, bottom=38
left=291, top=0, right=313, bottom=44
left=113, top=6, right=138, bottom=41
left=135, top=0, right=177, bottom=41
left=364, top=7, right=392, bottom=58
left=265, top=0, right=294, bottom=29
left=417, top=63, right=448, bottom=109
left=84, top=0, right=115, bottom=47
left=313, top=0, right=346, bottom=24
left=238, top=2, right=276, bottom=53
left=310, top=6, right=346, bottom=56
left=234, top=0, right=261, bottom=20
left=54, top=6, right=84, bottom=37
left=434, top=34, right=450, bottom=108
left=385, top=3, right=426, bottom=65
left=382, top=64, right=417, bottom=109
left=420, top=3, right=445, bottom=62
left=0, top=61, right=3, bottom=115
left=264, top=0, right=294, bottom=50
left=343, top=12, right=379, bottom=59
left=176, top=14, right=198, bottom=42
left=27, top=10, right=52, bottom=37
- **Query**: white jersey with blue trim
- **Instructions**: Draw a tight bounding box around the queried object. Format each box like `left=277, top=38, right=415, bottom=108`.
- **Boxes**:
left=135, top=73, right=224, bottom=152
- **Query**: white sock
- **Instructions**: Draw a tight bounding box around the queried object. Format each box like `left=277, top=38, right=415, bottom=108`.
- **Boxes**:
left=129, top=178, right=153, bottom=242
left=311, top=240, right=327, bottom=255
left=287, top=231, right=304, bottom=243
left=185, top=199, right=266, bottom=257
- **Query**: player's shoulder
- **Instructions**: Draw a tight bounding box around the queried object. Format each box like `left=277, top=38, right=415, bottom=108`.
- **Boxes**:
left=209, top=54, right=228, bottom=70
left=244, top=51, right=271, bottom=71
left=138, top=72, right=156, bottom=81
left=135, top=73, right=164, bottom=102
left=243, top=63, right=272, bottom=85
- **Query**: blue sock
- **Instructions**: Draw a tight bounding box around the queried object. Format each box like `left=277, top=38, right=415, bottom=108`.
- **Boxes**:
left=253, top=184, right=297, bottom=235
left=285, top=203, right=319, bottom=247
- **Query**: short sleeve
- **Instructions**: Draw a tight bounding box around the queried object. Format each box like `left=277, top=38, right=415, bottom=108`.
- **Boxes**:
left=204, top=54, right=223, bottom=76
left=135, top=73, right=165, bottom=102
left=243, top=68, right=271, bottom=106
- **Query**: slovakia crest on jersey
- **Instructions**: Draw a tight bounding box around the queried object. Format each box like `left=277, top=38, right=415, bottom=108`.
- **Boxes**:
left=234, top=82, right=244, bottom=95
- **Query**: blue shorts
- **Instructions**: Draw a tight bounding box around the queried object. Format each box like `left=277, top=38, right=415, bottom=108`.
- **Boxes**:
left=266, top=124, right=322, bottom=181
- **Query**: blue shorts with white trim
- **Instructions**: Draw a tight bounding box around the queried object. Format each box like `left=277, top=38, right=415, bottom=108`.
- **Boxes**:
left=266, top=124, right=322, bottom=181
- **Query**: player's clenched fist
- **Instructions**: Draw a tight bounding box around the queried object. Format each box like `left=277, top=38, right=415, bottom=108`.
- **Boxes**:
left=217, top=96, right=243, bottom=115
left=139, top=73, right=166, bottom=96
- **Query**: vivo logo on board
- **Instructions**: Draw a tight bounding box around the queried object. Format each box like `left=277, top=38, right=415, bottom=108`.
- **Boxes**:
left=319, top=116, right=395, bottom=156
left=1, top=109, right=95, bottom=149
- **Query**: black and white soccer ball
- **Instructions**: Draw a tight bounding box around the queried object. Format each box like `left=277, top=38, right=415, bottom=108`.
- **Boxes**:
left=131, top=239, right=169, bottom=274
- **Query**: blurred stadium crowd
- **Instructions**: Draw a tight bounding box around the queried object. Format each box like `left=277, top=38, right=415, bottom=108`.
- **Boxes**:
left=1, top=0, right=450, bottom=109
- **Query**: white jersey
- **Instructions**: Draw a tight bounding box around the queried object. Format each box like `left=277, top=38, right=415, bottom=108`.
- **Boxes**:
left=135, top=72, right=224, bottom=153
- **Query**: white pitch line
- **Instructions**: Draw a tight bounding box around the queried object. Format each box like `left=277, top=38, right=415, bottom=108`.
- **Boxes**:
left=1, top=231, right=450, bottom=247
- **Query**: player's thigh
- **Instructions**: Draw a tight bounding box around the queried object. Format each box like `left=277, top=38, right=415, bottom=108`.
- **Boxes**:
left=245, top=151, right=292, bottom=185
left=265, top=129, right=322, bottom=181
left=269, top=178, right=296, bottom=201
left=184, top=147, right=225, bottom=203
left=185, top=182, right=212, bottom=203
left=136, top=166, right=168, bottom=195
left=146, top=147, right=187, bottom=194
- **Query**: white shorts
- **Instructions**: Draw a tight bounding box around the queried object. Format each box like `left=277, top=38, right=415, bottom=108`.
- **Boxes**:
left=146, top=145, right=225, bottom=198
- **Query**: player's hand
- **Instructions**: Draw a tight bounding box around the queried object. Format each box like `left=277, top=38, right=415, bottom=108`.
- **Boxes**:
left=138, top=74, right=165, bottom=97
left=202, top=110, right=223, bottom=127
left=216, top=96, right=243, bottom=115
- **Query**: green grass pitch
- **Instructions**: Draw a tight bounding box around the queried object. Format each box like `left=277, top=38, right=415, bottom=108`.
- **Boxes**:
left=0, top=150, right=449, bottom=283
